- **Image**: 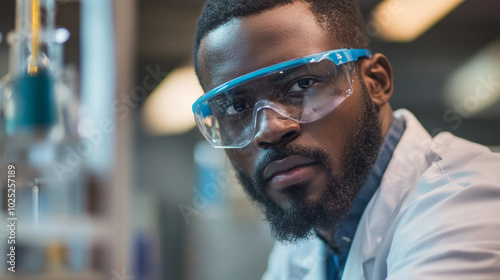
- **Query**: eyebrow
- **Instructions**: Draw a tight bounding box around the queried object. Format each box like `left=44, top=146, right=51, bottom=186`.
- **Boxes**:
left=212, top=88, right=252, bottom=104
left=209, top=63, right=314, bottom=103
left=272, top=64, right=311, bottom=83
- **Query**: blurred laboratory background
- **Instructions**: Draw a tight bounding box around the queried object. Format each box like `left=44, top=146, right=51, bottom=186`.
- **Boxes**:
left=0, top=0, right=498, bottom=280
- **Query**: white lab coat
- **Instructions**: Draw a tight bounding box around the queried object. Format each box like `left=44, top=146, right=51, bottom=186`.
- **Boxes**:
left=262, top=109, right=500, bottom=280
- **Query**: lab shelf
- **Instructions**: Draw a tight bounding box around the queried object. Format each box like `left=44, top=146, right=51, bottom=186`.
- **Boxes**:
left=0, top=0, right=135, bottom=278
left=0, top=271, right=107, bottom=280
left=0, top=213, right=109, bottom=237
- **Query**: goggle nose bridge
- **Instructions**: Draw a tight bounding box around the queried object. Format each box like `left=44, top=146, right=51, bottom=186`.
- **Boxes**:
left=249, top=99, right=301, bottom=141
left=253, top=99, right=291, bottom=120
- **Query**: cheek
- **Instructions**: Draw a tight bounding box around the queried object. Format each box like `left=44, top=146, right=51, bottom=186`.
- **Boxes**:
left=226, top=148, right=258, bottom=175
left=301, top=84, right=365, bottom=173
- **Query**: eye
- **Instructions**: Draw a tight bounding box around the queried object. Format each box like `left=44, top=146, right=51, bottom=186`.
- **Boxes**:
left=288, top=78, right=316, bottom=93
left=224, top=99, right=252, bottom=116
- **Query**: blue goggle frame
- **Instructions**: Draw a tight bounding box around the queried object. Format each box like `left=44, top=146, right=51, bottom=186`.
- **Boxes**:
left=192, top=48, right=372, bottom=118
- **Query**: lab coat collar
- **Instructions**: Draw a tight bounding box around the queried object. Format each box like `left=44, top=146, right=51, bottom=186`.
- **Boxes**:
left=342, top=109, right=436, bottom=279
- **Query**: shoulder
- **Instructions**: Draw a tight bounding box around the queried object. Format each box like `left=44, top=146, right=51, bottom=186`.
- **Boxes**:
left=405, top=132, right=500, bottom=205
left=432, top=131, right=499, bottom=175
left=386, top=132, right=500, bottom=278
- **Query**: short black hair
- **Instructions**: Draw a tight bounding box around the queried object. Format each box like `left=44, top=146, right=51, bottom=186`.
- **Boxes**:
left=193, top=0, right=368, bottom=81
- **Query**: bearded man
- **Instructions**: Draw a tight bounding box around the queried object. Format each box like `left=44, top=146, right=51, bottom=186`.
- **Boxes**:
left=190, top=1, right=500, bottom=279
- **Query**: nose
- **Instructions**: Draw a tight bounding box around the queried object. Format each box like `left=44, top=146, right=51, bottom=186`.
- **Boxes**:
left=252, top=108, right=300, bottom=148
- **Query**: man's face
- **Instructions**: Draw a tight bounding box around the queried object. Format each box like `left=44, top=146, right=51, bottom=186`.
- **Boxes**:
left=197, top=2, right=382, bottom=242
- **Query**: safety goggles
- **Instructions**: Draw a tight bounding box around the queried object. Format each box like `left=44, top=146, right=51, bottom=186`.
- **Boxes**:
left=192, top=48, right=372, bottom=148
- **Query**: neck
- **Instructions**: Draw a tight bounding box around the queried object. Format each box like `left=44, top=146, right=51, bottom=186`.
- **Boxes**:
left=315, top=227, right=340, bottom=251
left=378, top=103, right=394, bottom=138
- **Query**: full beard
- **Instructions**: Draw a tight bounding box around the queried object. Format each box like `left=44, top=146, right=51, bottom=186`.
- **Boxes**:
left=234, top=82, right=382, bottom=244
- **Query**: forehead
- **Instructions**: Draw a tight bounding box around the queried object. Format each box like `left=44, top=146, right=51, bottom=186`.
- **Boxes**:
left=197, top=2, right=341, bottom=91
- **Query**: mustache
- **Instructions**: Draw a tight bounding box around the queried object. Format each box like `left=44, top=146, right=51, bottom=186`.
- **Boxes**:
left=253, top=144, right=332, bottom=187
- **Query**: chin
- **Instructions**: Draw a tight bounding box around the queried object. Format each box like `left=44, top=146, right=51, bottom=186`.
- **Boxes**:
left=273, top=171, right=330, bottom=207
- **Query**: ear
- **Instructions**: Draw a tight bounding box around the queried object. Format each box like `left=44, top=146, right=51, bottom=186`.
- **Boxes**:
left=359, top=53, right=393, bottom=108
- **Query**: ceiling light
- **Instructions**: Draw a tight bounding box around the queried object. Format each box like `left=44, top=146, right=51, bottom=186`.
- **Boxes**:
left=142, top=66, right=203, bottom=135
left=371, top=0, right=465, bottom=42
left=444, top=39, right=500, bottom=118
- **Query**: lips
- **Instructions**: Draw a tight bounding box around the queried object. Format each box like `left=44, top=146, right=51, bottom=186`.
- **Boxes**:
left=262, top=156, right=318, bottom=190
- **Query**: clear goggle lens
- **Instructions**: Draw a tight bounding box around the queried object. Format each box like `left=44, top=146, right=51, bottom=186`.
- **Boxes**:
left=194, top=59, right=356, bottom=148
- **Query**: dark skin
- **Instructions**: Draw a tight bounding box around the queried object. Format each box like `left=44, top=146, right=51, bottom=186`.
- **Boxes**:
left=197, top=2, right=394, bottom=248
